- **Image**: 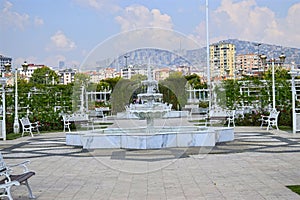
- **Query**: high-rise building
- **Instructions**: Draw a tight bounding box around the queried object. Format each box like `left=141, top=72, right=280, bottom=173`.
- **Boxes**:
left=209, top=42, right=236, bottom=80
left=59, top=61, right=65, bottom=69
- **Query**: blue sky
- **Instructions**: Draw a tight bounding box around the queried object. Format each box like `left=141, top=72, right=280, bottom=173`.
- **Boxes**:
left=1, top=0, right=299, bottom=68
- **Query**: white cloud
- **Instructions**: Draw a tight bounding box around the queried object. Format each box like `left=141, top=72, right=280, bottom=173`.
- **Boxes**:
left=0, top=0, right=44, bottom=30
left=192, top=0, right=300, bottom=48
left=74, top=0, right=120, bottom=12
left=14, top=57, right=38, bottom=67
left=34, top=16, right=44, bottom=26
left=115, top=5, right=173, bottom=31
left=282, top=3, right=300, bottom=46
left=0, top=0, right=30, bottom=30
left=48, top=31, right=76, bottom=51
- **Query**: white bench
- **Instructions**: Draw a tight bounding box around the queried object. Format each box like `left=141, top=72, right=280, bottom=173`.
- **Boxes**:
left=61, top=113, right=90, bottom=132
left=0, top=152, right=35, bottom=200
left=260, top=109, right=280, bottom=130
left=188, top=108, right=209, bottom=127
left=226, top=110, right=236, bottom=127
left=19, top=117, right=40, bottom=137
left=62, top=114, right=71, bottom=132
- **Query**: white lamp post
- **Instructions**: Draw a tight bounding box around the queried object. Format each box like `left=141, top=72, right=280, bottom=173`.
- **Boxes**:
left=289, top=63, right=299, bottom=134
left=260, top=54, right=286, bottom=110
left=0, top=75, right=7, bottom=140
left=4, top=61, right=29, bottom=134
left=205, top=0, right=211, bottom=113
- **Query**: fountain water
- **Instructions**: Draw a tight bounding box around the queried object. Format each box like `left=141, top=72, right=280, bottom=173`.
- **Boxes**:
left=66, top=65, right=234, bottom=149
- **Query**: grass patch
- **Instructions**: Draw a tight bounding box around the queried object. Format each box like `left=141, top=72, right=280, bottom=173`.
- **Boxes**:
left=6, top=130, right=60, bottom=140
left=287, top=185, right=300, bottom=195
left=6, top=133, right=22, bottom=140
left=278, top=126, right=292, bottom=131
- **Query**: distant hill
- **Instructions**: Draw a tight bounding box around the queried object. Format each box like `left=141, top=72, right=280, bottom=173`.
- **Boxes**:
left=105, top=39, right=300, bottom=70
left=223, top=39, right=300, bottom=65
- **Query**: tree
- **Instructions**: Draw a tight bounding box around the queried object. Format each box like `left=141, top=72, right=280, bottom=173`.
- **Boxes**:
left=30, top=66, right=58, bottom=84
left=74, top=73, right=90, bottom=86
left=159, top=72, right=187, bottom=110
left=110, top=78, right=140, bottom=113
left=220, top=79, right=241, bottom=109
left=102, top=77, right=121, bottom=92
left=185, top=74, right=207, bottom=89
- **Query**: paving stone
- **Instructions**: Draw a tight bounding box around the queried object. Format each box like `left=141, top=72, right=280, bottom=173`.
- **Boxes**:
left=1, top=127, right=300, bottom=199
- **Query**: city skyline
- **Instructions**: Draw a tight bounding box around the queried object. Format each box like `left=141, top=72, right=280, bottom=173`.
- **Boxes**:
left=1, top=0, right=299, bottom=69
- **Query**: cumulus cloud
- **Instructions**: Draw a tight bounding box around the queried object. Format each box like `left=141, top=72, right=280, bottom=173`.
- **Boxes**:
left=211, top=0, right=280, bottom=42
left=0, top=0, right=44, bottom=30
left=0, top=0, right=30, bottom=30
left=192, top=0, right=300, bottom=48
left=48, top=31, right=76, bottom=51
left=115, top=5, right=173, bottom=31
left=283, top=3, right=300, bottom=46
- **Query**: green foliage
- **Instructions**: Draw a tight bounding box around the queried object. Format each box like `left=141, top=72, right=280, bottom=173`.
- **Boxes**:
left=214, top=80, right=243, bottom=110
left=185, top=73, right=207, bottom=89
left=159, top=73, right=187, bottom=110
left=30, top=66, right=58, bottom=84
left=110, top=78, right=140, bottom=113
left=74, top=73, right=90, bottom=86
left=5, top=82, right=73, bottom=135
left=130, top=74, right=147, bottom=82
left=103, top=77, right=121, bottom=91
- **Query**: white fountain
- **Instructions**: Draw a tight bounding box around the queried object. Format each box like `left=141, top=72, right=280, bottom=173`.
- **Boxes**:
left=127, top=66, right=170, bottom=131
left=66, top=66, right=234, bottom=149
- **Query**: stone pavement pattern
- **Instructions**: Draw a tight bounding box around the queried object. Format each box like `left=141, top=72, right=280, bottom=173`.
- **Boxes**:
left=1, top=127, right=300, bottom=200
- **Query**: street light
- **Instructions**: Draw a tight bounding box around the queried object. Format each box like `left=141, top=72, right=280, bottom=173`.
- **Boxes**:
left=4, top=61, right=28, bottom=134
left=289, top=63, right=299, bottom=134
left=124, top=55, right=129, bottom=68
left=0, top=68, right=7, bottom=140
left=259, top=53, right=286, bottom=110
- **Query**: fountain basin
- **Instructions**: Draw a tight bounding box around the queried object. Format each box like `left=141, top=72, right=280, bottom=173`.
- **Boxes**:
left=66, top=126, right=234, bottom=149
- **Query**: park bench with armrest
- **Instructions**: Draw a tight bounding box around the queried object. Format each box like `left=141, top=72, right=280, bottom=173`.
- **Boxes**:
left=61, top=113, right=91, bottom=132
left=19, top=117, right=40, bottom=137
left=62, top=114, right=71, bottom=132
left=260, top=109, right=280, bottom=130
left=188, top=107, right=208, bottom=126
left=226, top=110, right=236, bottom=127
left=207, top=109, right=228, bottom=126
left=0, top=152, right=35, bottom=200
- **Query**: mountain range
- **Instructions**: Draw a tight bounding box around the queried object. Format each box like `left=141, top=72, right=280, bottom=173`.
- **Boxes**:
left=106, top=39, right=300, bottom=70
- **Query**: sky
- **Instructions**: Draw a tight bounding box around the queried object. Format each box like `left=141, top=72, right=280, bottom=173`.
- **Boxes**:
left=0, top=0, right=299, bottom=69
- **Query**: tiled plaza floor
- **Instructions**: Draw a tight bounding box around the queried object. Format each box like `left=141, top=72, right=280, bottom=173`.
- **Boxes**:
left=1, top=126, right=300, bottom=199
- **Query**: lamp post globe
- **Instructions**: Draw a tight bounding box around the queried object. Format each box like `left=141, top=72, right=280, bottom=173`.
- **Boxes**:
left=4, top=62, right=11, bottom=72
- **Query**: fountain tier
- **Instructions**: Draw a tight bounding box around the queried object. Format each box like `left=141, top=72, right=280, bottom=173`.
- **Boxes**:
left=66, top=125, right=234, bottom=149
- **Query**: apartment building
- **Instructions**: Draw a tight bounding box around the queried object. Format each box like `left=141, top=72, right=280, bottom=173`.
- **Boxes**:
left=210, top=42, right=236, bottom=80
left=58, top=68, right=76, bottom=85
left=121, top=65, right=147, bottom=79
left=236, top=53, right=261, bottom=76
